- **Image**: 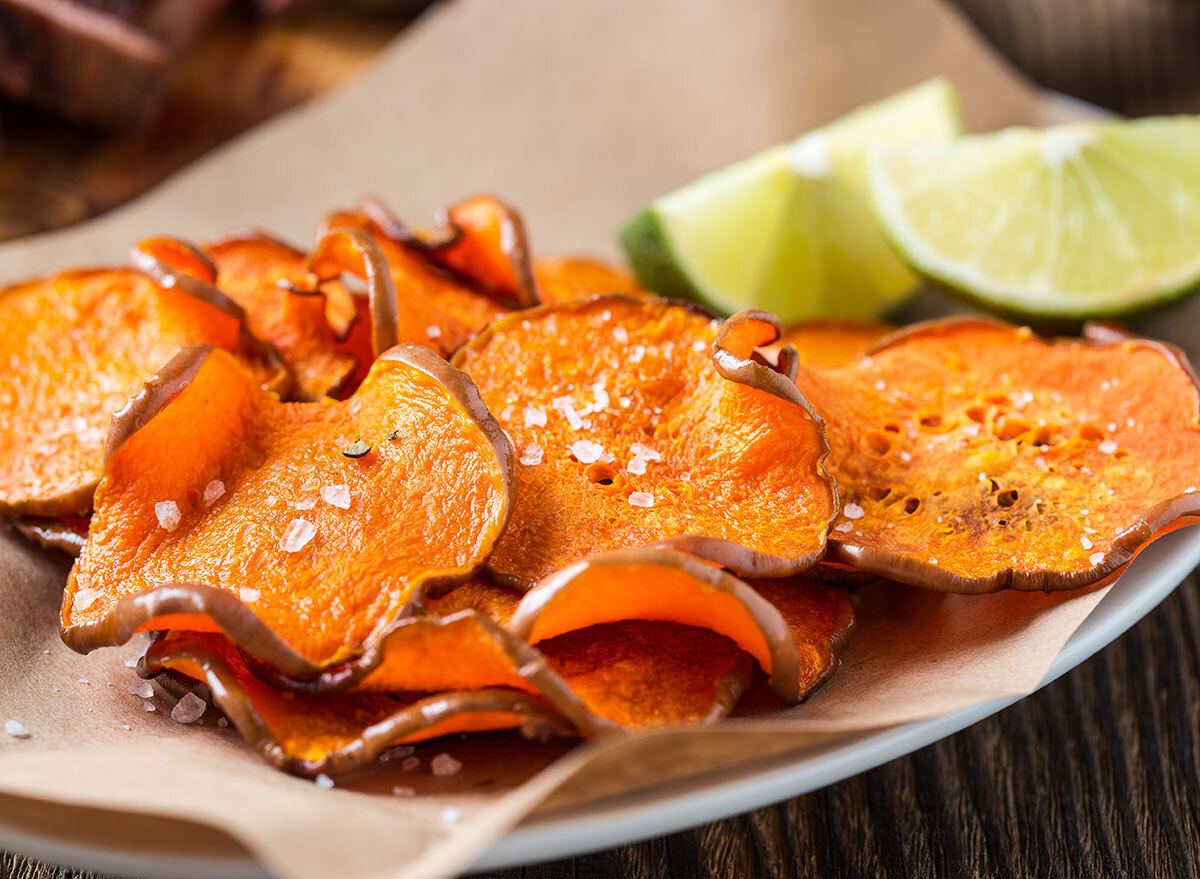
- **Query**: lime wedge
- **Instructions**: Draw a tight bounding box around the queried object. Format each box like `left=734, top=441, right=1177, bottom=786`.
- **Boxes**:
left=869, top=117, right=1200, bottom=318
left=620, top=78, right=963, bottom=321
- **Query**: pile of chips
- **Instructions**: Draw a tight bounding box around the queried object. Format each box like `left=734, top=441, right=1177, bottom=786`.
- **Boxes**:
left=3, top=196, right=1199, bottom=776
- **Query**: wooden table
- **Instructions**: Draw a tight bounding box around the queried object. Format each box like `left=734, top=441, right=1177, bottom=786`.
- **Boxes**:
left=4, top=2, right=1200, bottom=878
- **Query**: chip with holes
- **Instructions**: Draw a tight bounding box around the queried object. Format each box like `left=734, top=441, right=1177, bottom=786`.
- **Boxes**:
left=452, top=295, right=838, bottom=585
left=61, top=343, right=513, bottom=672
left=0, top=238, right=285, bottom=518
left=795, top=318, right=1200, bottom=592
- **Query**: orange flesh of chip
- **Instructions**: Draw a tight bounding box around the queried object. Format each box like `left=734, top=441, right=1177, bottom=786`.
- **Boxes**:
left=63, top=347, right=510, bottom=666
left=768, top=319, right=894, bottom=368
left=749, top=578, right=853, bottom=698
left=537, top=621, right=752, bottom=728
left=0, top=270, right=265, bottom=516
left=431, top=195, right=534, bottom=308
left=151, top=635, right=554, bottom=773
left=796, top=319, right=1200, bottom=590
left=533, top=257, right=651, bottom=303
left=325, top=210, right=506, bottom=356
left=203, top=235, right=357, bottom=400
left=453, top=296, right=836, bottom=584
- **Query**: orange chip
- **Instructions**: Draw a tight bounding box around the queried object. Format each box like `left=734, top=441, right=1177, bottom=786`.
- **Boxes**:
left=796, top=317, right=1200, bottom=592
left=202, top=231, right=358, bottom=400
left=319, top=196, right=534, bottom=359
left=534, top=257, right=651, bottom=303
left=452, top=296, right=838, bottom=585
left=142, top=634, right=568, bottom=777
left=509, top=548, right=852, bottom=703
left=61, top=343, right=513, bottom=672
left=10, top=515, right=89, bottom=556
left=0, top=238, right=286, bottom=517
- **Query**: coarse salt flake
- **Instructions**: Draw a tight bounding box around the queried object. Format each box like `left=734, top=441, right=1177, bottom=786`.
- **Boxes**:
left=570, top=440, right=605, bottom=463
left=239, top=586, right=261, bottom=603
left=128, top=680, right=153, bottom=699
left=1089, top=552, right=1105, bottom=565
left=315, top=774, right=335, bottom=789
left=320, top=484, right=351, bottom=509
left=202, top=480, right=225, bottom=507
left=1098, top=440, right=1119, bottom=455
left=74, top=588, right=100, bottom=611
left=293, top=497, right=316, bottom=510
left=392, top=786, right=416, bottom=798
left=171, top=692, right=206, bottom=724
left=441, top=807, right=461, bottom=825
left=279, top=519, right=316, bottom=553
left=552, top=396, right=583, bottom=430
left=834, top=522, right=853, bottom=533
left=629, top=442, right=661, bottom=461
left=524, top=406, right=547, bottom=427
left=618, top=396, right=632, bottom=408
left=613, top=326, right=629, bottom=344
left=400, top=756, right=421, bottom=772
left=1081, top=536, right=1093, bottom=550
left=5, top=720, right=30, bottom=738
left=520, top=443, right=543, bottom=466
left=425, top=325, right=442, bottom=339
left=843, top=503, right=865, bottom=520
left=627, top=456, right=647, bottom=476
left=628, top=491, right=655, bottom=508
left=692, top=340, right=707, bottom=352
left=143, top=701, right=156, bottom=712
left=430, top=753, right=463, bottom=776
left=217, top=717, right=229, bottom=728
left=155, top=501, right=180, bottom=531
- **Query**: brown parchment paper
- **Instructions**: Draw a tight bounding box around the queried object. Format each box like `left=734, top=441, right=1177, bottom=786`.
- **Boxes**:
left=0, top=1, right=1137, bottom=877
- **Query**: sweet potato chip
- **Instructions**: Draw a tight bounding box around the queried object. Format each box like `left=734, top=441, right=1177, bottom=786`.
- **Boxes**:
left=509, top=548, right=851, bottom=703
left=768, top=319, right=895, bottom=369
left=202, top=231, right=358, bottom=400
left=451, top=295, right=838, bottom=585
left=795, top=318, right=1200, bottom=592
left=0, top=239, right=286, bottom=517
left=10, top=515, right=89, bottom=556
left=318, top=196, right=534, bottom=359
left=533, top=257, right=651, bottom=303
left=141, top=634, right=568, bottom=777
left=61, top=342, right=513, bottom=671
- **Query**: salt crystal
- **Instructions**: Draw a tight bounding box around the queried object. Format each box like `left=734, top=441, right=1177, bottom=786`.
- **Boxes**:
left=440, top=807, right=461, bottom=825
left=391, top=786, right=416, bottom=798
left=1126, top=418, right=1136, bottom=428
left=78, top=679, right=89, bottom=685
left=1107, top=422, right=1117, bottom=432
left=962, top=424, right=981, bottom=437
left=499, top=406, right=514, bottom=422
left=628, top=491, right=654, bottom=508
left=202, top=480, right=225, bottom=507
left=1098, top=440, right=1118, bottom=455
left=279, top=519, right=316, bottom=553
left=5, top=720, right=30, bottom=739
left=899, top=451, right=912, bottom=462
left=1187, top=487, right=1198, bottom=494
left=618, top=396, right=632, bottom=408
left=315, top=774, right=335, bottom=790
left=320, top=484, right=351, bottom=509
left=426, top=325, right=442, bottom=339
left=155, top=500, right=181, bottom=531
left=239, top=586, right=261, bottom=603
left=1100, top=380, right=1111, bottom=391
left=524, top=406, right=547, bottom=428
left=627, top=456, right=648, bottom=476
left=520, top=443, right=543, bottom=466
left=400, top=756, right=421, bottom=772
left=834, top=522, right=853, bottom=533
left=978, top=472, right=987, bottom=482
left=430, top=753, right=463, bottom=777
left=930, top=558, right=938, bottom=565
left=120, top=724, right=131, bottom=731
left=1089, top=552, right=1105, bottom=565
left=1081, top=536, right=1093, bottom=550
left=293, top=497, right=317, bottom=510
left=600, top=310, right=612, bottom=321
left=143, top=701, right=156, bottom=712
left=843, top=503, right=865, bottom=520
left=128, top=680, right=154, bottom=699
left=630, top=345, right=646, bottom=364
left=552, top=396, right=583, bottom=430
left=570, top=440, right=605, bottom=463
left=692, top=340, right=707, bottom=352
left=613, top=327, right=629, bottom=344
left=630, top=442, right=661, bottom=461
left=171, top=692, right=206, bottom=724
left=1035, top=457, right=1047, bottom=468
left=74, top=588, right=100, bottom=611
left=217, top=717, right=229, bottom=728
left=874, top=381, right=886, bottom=391
left=591, top=383, right=610, bottom=410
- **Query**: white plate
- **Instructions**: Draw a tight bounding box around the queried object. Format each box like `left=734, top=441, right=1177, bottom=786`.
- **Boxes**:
left=3, top=525, right=1197, bottom=878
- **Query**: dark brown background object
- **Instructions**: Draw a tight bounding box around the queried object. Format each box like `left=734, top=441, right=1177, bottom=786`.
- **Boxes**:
left=2, top=1, right=1200, bottom=877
